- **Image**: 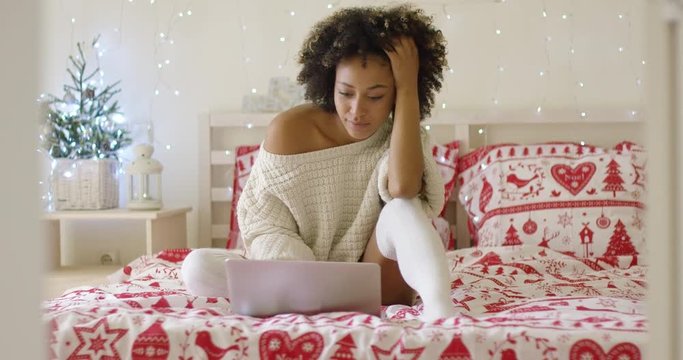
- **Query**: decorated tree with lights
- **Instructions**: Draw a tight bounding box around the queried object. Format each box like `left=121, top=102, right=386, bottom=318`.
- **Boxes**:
left=40, top=36, right=131, bottom=159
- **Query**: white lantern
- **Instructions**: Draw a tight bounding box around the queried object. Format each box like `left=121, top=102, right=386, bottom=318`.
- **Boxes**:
left=125, top=144, right=163, bottom=210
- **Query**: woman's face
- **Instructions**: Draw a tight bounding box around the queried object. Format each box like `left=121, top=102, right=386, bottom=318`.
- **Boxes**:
left=334, top=54, right=395, bottom=141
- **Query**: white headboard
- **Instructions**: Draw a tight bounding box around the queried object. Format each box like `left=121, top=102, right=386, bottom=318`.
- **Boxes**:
left=198, top=108, right=644, bottom=249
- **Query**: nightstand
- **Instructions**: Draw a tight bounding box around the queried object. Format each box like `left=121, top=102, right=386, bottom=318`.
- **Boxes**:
left=43, top=207, right=192, bottom=268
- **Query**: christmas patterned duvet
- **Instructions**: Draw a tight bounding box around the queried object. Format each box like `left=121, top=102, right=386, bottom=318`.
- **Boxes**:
left=44, top=246, right=647, bottom=359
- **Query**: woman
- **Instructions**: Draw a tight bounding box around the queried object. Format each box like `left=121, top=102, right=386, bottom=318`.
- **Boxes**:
left=183, top=4, right=455, bottom=321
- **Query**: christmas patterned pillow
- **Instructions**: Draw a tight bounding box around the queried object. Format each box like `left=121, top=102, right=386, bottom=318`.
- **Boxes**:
left=431, top=140, right=460, bottom=249
left=227, top=141, right=460, bottom=250
left=227, top=144, right=261, bottom=249
left=457, top=141, right=646, bottom=267
left=432, top=140, right=460, bottom=213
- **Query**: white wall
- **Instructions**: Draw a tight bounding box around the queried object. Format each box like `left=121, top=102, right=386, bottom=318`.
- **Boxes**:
left=645, top=1, right=682, bottom=358
left=0, top=0, right=45, bottom=357
left=41, top=0, right=647, bottom=265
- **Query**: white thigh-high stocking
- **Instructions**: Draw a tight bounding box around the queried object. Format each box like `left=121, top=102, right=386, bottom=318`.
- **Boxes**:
left=376, top=198, right=456, bottom=321
left=181, top=248, right=245, bottom=297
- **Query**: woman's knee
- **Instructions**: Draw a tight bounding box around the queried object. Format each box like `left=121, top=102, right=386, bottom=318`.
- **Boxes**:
left=181, top=249, right=211, bottom=286
left=380, top=197, right=427, bottom=220
left=378, top=197, right=430, bottom=231
left=383, top=197, right=420, bottom=212
left=182, top=249, right=216, bottom=274
left=181, top=248, right=236, bottom=297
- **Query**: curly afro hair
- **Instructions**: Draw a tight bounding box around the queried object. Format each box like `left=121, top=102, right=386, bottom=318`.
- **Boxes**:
left=297, top=4, right=447, bottom=120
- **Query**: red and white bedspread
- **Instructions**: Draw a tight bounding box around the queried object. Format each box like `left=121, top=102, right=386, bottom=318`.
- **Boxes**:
left=44, top=246, right=647, bottom=359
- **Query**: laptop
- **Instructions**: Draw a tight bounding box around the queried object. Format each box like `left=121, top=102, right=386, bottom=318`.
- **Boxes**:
left=224, top=259, right=381, bottom=317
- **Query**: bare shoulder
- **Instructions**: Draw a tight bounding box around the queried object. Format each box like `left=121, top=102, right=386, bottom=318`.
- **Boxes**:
left=264, top=104, right=330, bottom=155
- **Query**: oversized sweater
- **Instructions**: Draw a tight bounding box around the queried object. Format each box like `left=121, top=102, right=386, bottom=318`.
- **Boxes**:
left=236, top=121, right=445, bottom=262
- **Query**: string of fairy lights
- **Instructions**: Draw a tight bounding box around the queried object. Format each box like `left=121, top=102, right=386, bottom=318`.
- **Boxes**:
left=427, top=0, right=645, bottom=135
left=38, top=0, right=195, bottom=205
left=48, top=0, right=645, bottom=155
left=43, top=0, right=194, bottom=161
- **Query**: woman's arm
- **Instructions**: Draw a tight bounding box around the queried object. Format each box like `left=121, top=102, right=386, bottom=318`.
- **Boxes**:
left=237, top=162, right=316, bottom=261
left=237, top=109, right=319, bottom=261
left=385, top=36, right=423, bottom=198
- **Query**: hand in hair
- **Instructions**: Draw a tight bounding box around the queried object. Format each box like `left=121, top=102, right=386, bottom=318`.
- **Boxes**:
left=384, top=36, right=420, bottom=93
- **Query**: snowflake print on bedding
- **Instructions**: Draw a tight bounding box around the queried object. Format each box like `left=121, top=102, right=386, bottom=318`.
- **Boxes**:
left=44, top=246, right=647, bottom=359
left=67, top=318, right=128, bottom=360
left=457, top=141, right=647, bottom=266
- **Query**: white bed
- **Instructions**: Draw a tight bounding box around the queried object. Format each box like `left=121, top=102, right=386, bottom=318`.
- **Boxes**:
left=43, top=107, right=648, bottom=359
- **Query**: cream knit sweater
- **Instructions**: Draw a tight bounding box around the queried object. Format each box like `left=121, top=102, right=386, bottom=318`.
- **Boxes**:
left=236, top=121, right=445, bottom=262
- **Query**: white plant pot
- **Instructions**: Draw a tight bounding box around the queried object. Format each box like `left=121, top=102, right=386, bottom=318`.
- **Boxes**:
left=51, top=158, right=119, bottom=210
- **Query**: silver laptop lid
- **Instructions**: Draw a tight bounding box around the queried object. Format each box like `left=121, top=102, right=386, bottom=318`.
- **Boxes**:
left=225, top=259, right=381, bottom=317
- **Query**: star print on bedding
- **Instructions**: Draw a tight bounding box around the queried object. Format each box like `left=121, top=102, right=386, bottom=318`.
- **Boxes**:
left=43, top=246, right=646, bottom=359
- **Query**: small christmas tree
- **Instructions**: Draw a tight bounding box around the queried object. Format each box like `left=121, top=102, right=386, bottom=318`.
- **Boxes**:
left=331, top=334, right=357, bottom=360
left=40, top=35, right=131, bottom=159
left=502, top=224, right=523, bottom=246
left=602, top=159, right=625, bottom=197
left=602, top=220, right=638, bottom=257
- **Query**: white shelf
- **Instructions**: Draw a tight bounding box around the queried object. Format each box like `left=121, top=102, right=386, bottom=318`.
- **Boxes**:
left=43, top=207, right=192, bottom=220
left=211, top=187, right=232, bottom=202
left=43, top=207, right=191, bottom=268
